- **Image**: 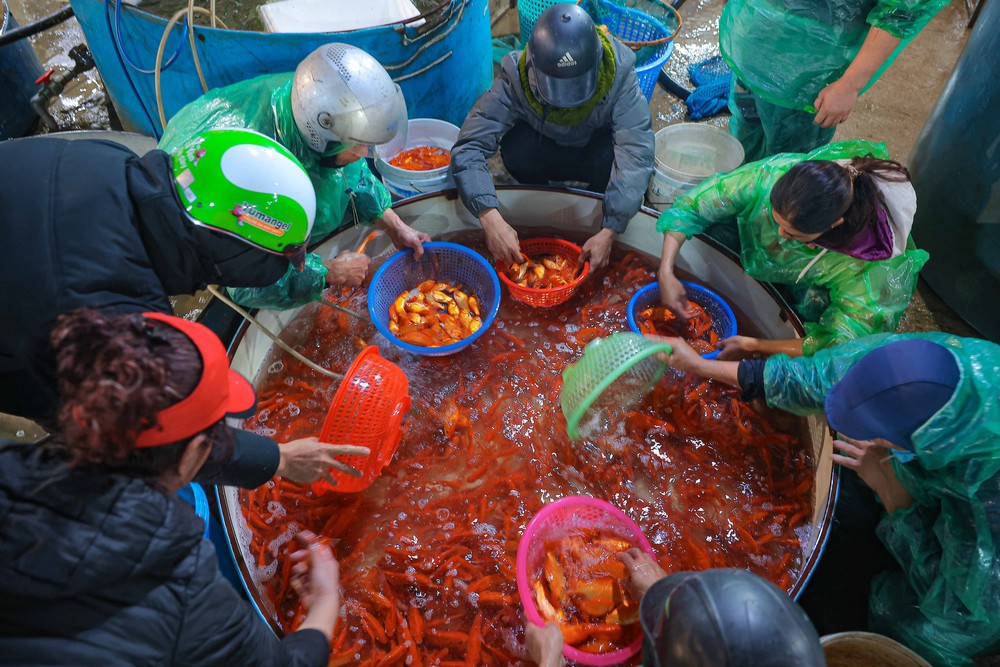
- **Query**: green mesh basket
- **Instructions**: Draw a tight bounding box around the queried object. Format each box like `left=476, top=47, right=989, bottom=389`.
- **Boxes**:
left=561, top=332, right=673, bottom=440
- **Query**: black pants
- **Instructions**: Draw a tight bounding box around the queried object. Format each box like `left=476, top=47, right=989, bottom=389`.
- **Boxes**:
left=499, top=121, right=614, bottom=193
left=797, top=469, right=900, bottom=635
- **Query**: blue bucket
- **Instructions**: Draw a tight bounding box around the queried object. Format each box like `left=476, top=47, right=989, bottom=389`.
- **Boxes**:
left=176, top=481, right=211, bottom=539
left=626, top=281, right=737, bottom=360
left=597, top=1, right=675, bottom=101
left=368, top=242, right=501, bottom=357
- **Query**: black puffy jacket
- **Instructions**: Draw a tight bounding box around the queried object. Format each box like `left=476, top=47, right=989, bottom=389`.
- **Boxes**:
left=0, top=136, right=288, bottom=421
left=0, top=443, right=330, bottom=666
left=0, top=137, right=291, bottom=489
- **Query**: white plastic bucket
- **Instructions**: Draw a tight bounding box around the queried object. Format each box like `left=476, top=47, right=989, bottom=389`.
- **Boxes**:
left=646, top=123, right=745, bottom=211
left=376, top=118, right=460, bottom=200
left=821, top=632, right=932, bottom=667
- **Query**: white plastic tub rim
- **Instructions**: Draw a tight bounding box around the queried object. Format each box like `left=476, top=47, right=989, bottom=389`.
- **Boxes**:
left=821, top=632, right=932, bottom=667
left=207, top=185, right=837, bottom=635
left=654, top=123, right=745, bottom=182
left=377, top=117, right=460, bottom=199
left=646, top=123, right=746, bottom=211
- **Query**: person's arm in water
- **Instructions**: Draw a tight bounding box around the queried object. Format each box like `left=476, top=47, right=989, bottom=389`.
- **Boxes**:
left=813, top=28, right=900, bottom=128
left=177, top=529, right=340, bottom=666
left=653, top=334, right=891, bottom=404
left=716, top=335, right=804, bottom=359
left=289, top=530, right=342, bottom=639
left=525, top=622, right=566, bottom=667
left=655, top=163, right=761, bottom=317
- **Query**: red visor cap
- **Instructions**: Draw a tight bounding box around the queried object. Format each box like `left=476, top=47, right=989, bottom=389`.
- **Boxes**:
left=135, top=312, right=257, bottom=448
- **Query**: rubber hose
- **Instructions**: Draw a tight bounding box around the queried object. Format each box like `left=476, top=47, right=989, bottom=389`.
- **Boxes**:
left=658, top=67, right=692, bottom=101
left=0, top=5, right=74, bottom=48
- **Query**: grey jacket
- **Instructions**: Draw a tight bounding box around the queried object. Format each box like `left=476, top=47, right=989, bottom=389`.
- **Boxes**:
left=451, top=41, right=655, bottom=233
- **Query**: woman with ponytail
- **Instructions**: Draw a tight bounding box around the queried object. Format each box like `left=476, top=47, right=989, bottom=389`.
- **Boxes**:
left=0, top=309, right=339, bottom=666
left=656, top=139, right=928, bottom=358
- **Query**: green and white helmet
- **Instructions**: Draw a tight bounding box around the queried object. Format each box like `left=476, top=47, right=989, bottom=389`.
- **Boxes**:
left=171, top=128, right=317, bottom=268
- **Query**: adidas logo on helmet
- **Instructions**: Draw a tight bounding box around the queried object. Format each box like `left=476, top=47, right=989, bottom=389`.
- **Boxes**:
left=556, top=52, right=577, bottom=68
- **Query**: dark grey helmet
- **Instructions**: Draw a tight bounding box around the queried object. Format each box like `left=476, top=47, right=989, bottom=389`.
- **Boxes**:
left=639, top=569, right=826, bottom=667
left=526, top=3, right=602, bottom=108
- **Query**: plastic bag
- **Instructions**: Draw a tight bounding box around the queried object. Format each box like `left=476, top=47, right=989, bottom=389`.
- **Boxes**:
left=656, top=139, right=928, bottom=355
left=227, top=252, right=328, bottom=310
left=763, top=332, right=1000, bottom=666
left=719, top=0, right=949, bottom=111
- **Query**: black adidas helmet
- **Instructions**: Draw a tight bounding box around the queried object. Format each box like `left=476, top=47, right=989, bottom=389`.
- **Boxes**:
left=639, top=569, right=826, bottom=667
left=525, top=3, right=602, bottom=108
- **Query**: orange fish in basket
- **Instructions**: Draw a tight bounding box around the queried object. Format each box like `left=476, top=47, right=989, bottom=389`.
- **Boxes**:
left=531, top=529, right=642, bottom=653
left=388, top=280, right=482, bottom=346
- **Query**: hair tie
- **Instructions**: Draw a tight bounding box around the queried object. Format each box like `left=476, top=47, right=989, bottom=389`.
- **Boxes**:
left=845, top=164, right=861, bottom=179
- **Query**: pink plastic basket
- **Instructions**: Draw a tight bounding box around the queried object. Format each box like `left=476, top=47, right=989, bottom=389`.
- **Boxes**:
left=515, top=496, right=656, bottom=666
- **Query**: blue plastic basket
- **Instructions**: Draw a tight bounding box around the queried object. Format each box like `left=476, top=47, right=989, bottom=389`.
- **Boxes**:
left=626, top=281, right=737, bottom=360
left=517, top=0, right=563, bottom=46
left=368, top=242, right=502, bottom=356
left=584, top=0, right=677, bottom=102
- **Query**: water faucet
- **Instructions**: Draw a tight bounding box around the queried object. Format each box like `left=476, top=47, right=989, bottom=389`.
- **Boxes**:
left=30, top=44, right=97, bottom=131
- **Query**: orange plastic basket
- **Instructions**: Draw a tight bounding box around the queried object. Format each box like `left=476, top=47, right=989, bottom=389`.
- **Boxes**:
left=497, top=238, right=590, bottom=308
left=311, top=346, right=411, bottom=494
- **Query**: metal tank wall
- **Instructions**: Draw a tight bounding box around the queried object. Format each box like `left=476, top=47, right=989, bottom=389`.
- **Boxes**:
left=909, top=0, right=1000, bottom=341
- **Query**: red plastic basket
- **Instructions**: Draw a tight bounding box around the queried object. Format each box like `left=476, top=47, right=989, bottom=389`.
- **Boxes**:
left=516, top=496, right=656, bottom=666
left=311, top=346, right=411, bottom=494
left=497, top=238, right=590, bottom=308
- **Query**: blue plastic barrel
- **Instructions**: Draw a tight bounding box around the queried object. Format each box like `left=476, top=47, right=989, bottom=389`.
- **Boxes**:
left=0, top=1, right=43, bottom=139
left=176, top=481, right=211, bottom=538
left=68, top=0, right=493, bottom=137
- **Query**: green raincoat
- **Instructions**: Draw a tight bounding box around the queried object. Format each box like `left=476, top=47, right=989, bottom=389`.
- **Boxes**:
left=719, top=0, right=950, bottom=113
left=158, top=73, right=393, bottom=310
left=656, top=139, right=928, bottom=355
left=762, top=332, right=1000, bottom=666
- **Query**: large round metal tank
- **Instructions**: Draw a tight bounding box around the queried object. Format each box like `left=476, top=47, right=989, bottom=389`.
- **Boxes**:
left=67, top=0, right=492, bottom=137
left=210, top=187, right=838, bottom=629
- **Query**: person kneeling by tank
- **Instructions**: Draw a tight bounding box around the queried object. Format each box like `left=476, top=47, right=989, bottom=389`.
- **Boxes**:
left=656, top=142, right=927, bottom=358
left=0, top=310, right=340, bottom=665
left=159, top=43, right=431, bottom=310
left=658, top=333, right=1000, bottom=666
left=525, top=557, right=825, bottom=666
left=0, top=129, right=366, bottom=491
left=450, top=3, right=654, bottom=271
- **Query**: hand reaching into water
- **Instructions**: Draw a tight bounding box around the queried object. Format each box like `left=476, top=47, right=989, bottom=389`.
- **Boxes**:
left=290, top=530, right=341, bottom=641
left=277, top=437, right=371, bottom=484
left=525, top=621, right=566, bottom=667
left=619, top=547, right=667, bottom=599
left=324, top=251, right=371, bottom=287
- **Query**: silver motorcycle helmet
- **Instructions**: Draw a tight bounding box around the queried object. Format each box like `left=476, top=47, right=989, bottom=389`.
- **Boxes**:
left=526, top=4, right=602, bottom=108
left=291, top=43, right=408, bottom=159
